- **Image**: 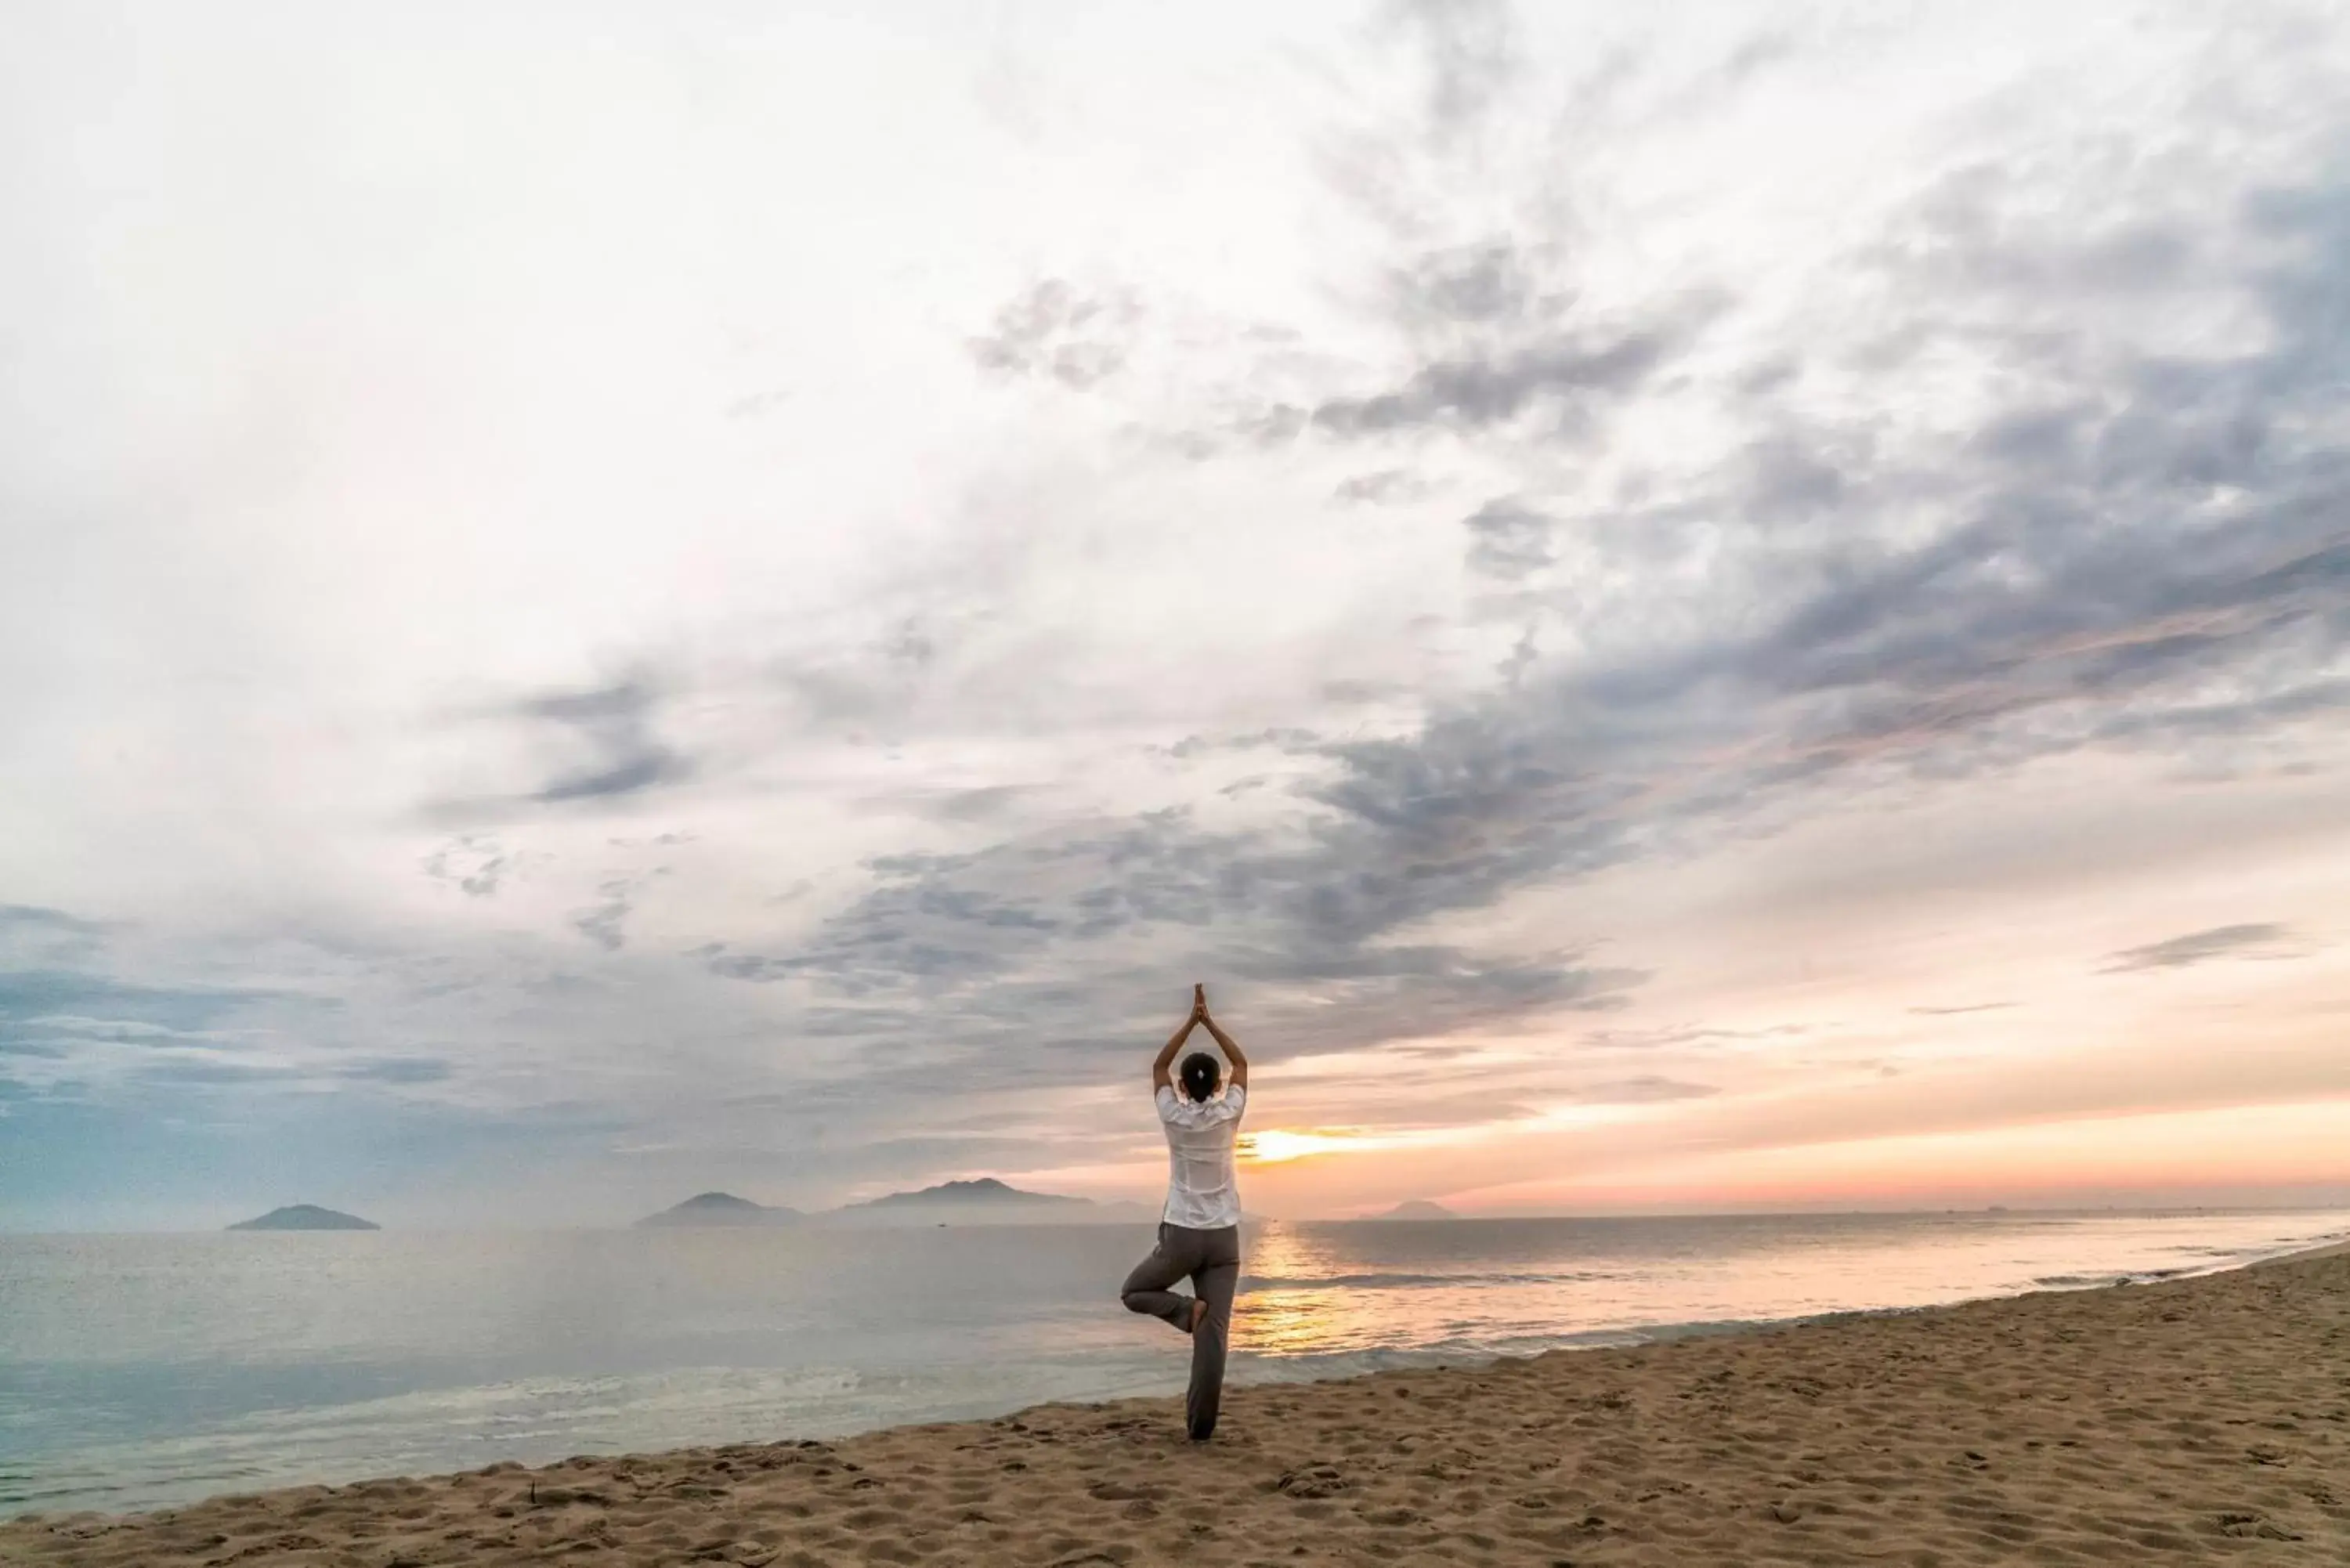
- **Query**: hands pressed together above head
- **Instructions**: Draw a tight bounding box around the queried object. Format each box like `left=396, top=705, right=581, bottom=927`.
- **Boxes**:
left=1154, top=984, right=1246, bottom=1093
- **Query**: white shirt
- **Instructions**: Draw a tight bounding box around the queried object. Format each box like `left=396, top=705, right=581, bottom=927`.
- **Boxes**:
left=1155, top=1082, right=1246, bottom=1229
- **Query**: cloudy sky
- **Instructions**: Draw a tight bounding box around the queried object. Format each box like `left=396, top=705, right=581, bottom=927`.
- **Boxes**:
left=4, top=0, right=2348, bottom=1230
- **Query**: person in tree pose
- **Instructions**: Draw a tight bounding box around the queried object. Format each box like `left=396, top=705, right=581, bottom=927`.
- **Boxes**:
left=1119, top=983, right=1250, bottom=1440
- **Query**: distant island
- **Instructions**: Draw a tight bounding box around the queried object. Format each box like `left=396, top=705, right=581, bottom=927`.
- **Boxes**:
left=1372, top=1200, right=1459, bottom=1221
left=845, top=1176, right=1082, bottom=1214
left=636, top=1178, right=1155, bottom=1230
left=635, top=1191, right=803, bottom=1228
left=227, top=1204, right=379, bottom=1231
left=833, top=1176, right=1156, bottom=1227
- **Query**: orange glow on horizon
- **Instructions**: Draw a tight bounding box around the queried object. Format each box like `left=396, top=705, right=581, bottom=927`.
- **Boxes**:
left=1444, top=1097, right=2350, bottom=1215
left=1240, top=1124, right=1479, bottom=1165
left=1024, top=1096, right=2350, bottom=1218
left=1242, top=1128, right=1374, bottom=1164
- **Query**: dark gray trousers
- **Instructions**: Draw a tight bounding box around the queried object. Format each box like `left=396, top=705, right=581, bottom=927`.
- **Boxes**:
left=1119, top=1221, right=1242, bottom=1440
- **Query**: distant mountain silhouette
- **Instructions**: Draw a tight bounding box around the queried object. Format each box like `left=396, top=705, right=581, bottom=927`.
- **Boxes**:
left=852, top=1177, right=1083, bottom=1210
left=827, top=1178, right=1152, bottom=1227
left=636, top=1191, right=802, bottom=1228
left=1372, top=1199, right=1459, bottom=1220
left=227, top=1204, right=379, bottom=1231
left=634, top=1180, right=1167, bottom=1229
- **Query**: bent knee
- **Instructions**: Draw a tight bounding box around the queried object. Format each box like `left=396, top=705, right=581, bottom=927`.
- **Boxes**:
left=1120, top=1290, right=1155, bottom=1313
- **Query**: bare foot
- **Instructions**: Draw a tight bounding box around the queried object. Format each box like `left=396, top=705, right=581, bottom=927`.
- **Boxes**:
left=1188, top=1298, right=1209, bottom=1335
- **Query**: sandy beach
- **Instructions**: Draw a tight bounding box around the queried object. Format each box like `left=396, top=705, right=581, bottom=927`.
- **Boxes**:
left=6, top=1245, right=2344, bottom=1567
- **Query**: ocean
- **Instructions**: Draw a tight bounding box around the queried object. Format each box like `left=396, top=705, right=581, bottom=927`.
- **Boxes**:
left=3, top=1207, right=2345, bottom=1519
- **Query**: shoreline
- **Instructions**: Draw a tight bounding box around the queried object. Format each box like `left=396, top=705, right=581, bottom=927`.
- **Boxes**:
left=8, top=1240, right=2347, bottom=1564
left=9, top=1220, right=2341, bottom=1523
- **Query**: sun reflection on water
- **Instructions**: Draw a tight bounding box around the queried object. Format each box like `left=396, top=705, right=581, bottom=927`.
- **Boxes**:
left=1225, top=1222, right=1499, bottom=1357
left=1230, top=1222, right=1349, bottom=1355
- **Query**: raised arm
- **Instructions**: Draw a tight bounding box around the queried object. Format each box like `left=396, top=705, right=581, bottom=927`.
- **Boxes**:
left=1196, top=995, right=1248, bottom=1091
left=1152, top=985, right=1206, bottom=1092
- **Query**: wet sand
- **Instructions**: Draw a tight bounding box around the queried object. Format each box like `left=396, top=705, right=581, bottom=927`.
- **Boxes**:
left=6, top=1244, right=2345, bottom=1566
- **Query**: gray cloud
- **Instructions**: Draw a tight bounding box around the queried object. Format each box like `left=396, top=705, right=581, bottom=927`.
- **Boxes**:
left=521, top=678, right=695, bottom=804
left=859, top=784, right=1041, bottom=826
left=1332, top=468, right=1431, bottom=504
left=1209, top=45, right=2348, bottom=930
left=967, top=279, right=1135, bottom=389
left=1273, top=156, right=2350, bottom=918
left=1461, top=497, right=1554, bottom=579
left=1198, top=224, right=1718, bottom=457
left=1306, top=315, right=1699, bottom=439
left=1388, top=238, right=1553, bottom=328
left=1384, top=0, right=1520, bottom=149
left=1165, top=727, right=1322, bottom=761
left=425, top=677, right=702, bottom=823
left=2101, top=923, right=2302, bottom=974
left=768, top=615, right=985, bottom=740
left=421, top=836, right=512, bottom=897
left=702, top=799, right=1645, bottom=1085
left=572, top=876, right=645, bottom=952
left=1909, top=1002, right=2018, bottom=1017
left=1720, top=30, right=1796, bottom=85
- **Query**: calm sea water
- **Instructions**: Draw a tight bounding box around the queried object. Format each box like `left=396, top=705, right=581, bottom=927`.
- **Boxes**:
left=3, top=1208, right=2345, bottom=1518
